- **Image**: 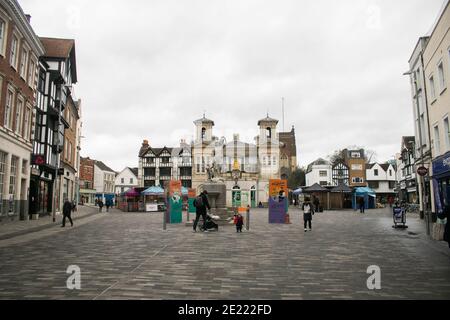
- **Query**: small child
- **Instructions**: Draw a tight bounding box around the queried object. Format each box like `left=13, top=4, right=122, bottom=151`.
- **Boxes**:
left=235, top=213, right=244, bottom=233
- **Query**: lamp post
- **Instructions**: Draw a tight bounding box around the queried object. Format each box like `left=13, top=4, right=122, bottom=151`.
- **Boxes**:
left=403, top=70, right=430, bottom=236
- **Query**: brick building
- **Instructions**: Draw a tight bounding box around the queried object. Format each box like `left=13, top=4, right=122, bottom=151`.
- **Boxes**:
left=279, top=126, right=298, bottom=181
left=0, top=0, right=44, bottom=221
left=79, top=157, right=95, bottom=204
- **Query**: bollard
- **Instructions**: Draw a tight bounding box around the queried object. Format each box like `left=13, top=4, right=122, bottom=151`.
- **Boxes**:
left=163, top=210, right=167, bottom=231
left=246, top=206, right=250, bottom=231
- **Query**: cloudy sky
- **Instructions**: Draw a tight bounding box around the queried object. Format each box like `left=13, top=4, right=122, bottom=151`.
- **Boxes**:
left=20, top=0, right=447, bottom=171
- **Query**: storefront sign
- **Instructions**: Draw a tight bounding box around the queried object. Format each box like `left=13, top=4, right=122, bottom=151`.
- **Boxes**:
left=146, top=204, right=158, bottom=212
left=432, top=152, right=450, bottom=177
left=417, top=166, right=428, bottom=176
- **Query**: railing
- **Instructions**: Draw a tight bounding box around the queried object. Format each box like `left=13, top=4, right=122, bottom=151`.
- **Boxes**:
left=178, top=162, right=192, bottom=167
left=159, top=162, right=172, bottom=167
left=144, top=176, right=156, bottom=180
left=142, top=162, right=156, bottom=167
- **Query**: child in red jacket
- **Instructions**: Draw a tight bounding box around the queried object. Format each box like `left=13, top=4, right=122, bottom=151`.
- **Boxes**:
left=235, top=213, right=244, bottom=233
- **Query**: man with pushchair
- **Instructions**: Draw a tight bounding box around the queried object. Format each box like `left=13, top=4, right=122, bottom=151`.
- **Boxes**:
left=193, top=190, right=211, bottom=233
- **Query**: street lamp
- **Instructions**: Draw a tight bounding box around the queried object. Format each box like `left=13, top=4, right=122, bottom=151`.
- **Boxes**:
left=403, top=70, right=430, bottom=235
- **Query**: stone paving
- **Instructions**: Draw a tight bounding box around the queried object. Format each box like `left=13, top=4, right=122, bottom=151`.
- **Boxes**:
left=0, top=206, right=449, bottom=300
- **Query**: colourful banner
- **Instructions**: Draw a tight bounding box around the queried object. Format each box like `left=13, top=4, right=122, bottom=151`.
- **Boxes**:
left=166, top=181, right=183, bottom=224
left=269, top=179, right=288, bottom=198
left=269, top=197, right=287, bottom=224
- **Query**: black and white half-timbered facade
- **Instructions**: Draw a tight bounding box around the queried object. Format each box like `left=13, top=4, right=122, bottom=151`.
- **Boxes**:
left=332, top=162, right=350, bottom=186
left=138, top=140, right=192, bottom=188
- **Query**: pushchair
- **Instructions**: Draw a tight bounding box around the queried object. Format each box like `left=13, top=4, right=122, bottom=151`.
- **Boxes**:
left=393, top=205, right=408, bottom=229
left=200, top=213, right=219, bottom=232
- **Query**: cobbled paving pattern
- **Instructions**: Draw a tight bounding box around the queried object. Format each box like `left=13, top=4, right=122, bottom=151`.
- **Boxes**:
left=0, top=208, right=449, bottom=300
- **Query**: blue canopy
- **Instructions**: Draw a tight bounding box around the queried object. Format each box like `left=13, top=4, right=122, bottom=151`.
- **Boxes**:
left=354, top=187, right=376, bottom=197
left=141, top=186, right=165, bottom=195
left=293, top=188, right=303, bottom=195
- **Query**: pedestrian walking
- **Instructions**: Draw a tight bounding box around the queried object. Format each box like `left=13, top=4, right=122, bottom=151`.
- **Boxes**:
left=438, top=205, right=450, bottom=249
left=313, top=196, right=320, bottom=213
left=98, top=200, right=104, bottom=212
left=106, top=200, right=111, bottom=212
left=358, top=197, right=365, bottom=213
left=235, top=212, right=244, bottom=233
left=62, top=198, right=74, bottom=228
left=302, top=198, right=314, bottom=232
left=193, top=190, right=211, bottom=232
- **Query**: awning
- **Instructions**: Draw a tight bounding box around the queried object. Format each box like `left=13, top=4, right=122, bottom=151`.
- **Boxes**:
left=293, top=188, right=303, bottom=195
left=142, top=186, right=165, bottom=196
left=304, top=183, right=329, bottom=193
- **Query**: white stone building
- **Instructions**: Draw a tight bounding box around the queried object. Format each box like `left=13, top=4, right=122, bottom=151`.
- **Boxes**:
left=93, top=161, right=116, bottom=204
left=305, top=158, right=332, bottom=187
left=366, top=163, right=397, bottom=202
left=115, top=167, right=138, bottom=194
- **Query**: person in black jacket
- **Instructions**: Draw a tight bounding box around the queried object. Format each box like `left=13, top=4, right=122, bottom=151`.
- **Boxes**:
left=438, top=205, right=450, bottom=249
left=193, top=190, right=211, bottom=232
left=62, top=198, right=74, bottom=228
left=302, top=198, right=315, bottom=232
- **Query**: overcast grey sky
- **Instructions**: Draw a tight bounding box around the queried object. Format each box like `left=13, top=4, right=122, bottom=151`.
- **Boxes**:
left=20, top=0, right=447, bottom=171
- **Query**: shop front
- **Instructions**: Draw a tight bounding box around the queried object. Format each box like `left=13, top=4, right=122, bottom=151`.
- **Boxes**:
left=432, top=151, right=450, bottom=219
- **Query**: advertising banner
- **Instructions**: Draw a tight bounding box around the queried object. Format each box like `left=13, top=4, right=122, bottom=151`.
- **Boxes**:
left=269, top=197, right=287, bottom=224
left=165, top=181, right=183, bottom=224
left=146, top=204, right=158, bottom=212
left=269, top=179, right=288, bottom=198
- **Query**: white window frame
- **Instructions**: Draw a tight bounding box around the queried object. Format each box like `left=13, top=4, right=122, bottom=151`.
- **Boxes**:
left=9, top=34, right=19, bottom=69
left=20, top=46, right=29, bottom=79
left=434, top=124, right=441, bottom=156
left=437, top=60, right=446, bottom=94
left=443, top=116, right=450, bottom=151
left=0, top=17, right=7, bottom=57
left=4, top=88, right=15, bottom=130
left=14, top=95, right=24, bottom=136
left=429, top=75, right=436, bottom=102
left=27, top=57, right=37, bottom=88
left=23, top=103, right=32, bottom=141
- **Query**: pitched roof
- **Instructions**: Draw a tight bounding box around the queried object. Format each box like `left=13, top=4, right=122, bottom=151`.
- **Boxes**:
left=40, top=37, right=75, bottom=59
left=304, top=183, right=329, bottom=193
left=95, top=161, right=115, bottom=173
left=129, top=167, right=139, bottom=177
left=258, top=115, right=279, bottom=125
left=194, top=116, right=215, bottom=126
left=380, top=164, right=391, bottom=172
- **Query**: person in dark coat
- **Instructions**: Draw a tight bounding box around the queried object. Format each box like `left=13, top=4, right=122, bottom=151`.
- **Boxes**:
left=313, top=196, right=320, bottom=213
left=98, top=199, right=104, bottom=212
left=302, top=198, right=314, bottom=232
left=106, top=199, right=111, bottom=212
left=235, top=213, right=244, bottom=233
left=358, top=197, right=365, bottom=213
left=62, top=198, right=74, bottom=228
left=438, top=205, right=450, bottom=249
left=193, top=190, right=211, bottom=232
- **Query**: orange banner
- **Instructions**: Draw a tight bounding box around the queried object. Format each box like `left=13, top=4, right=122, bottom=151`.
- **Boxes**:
left=168, top=180, right=182, bottom=197
left=188, top=188, right=196, bottom=198
left=269, top=179, right=288, bottom=198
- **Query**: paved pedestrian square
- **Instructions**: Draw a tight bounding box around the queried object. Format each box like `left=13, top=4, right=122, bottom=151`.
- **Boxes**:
left=0, top=206, right=449, bottom=300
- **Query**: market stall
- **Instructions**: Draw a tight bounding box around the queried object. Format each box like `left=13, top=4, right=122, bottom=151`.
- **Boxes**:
left=142, top=186, right=166, bottom=212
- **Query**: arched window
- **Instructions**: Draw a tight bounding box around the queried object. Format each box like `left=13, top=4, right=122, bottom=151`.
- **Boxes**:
left=201, top=128, right=206, bottom=140
left=266, top=127, right=272, bottom=138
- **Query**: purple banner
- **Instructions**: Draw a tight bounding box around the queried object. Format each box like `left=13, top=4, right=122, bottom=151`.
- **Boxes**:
left=269, top=197, right=287, bottom=224
left=433, top=179, right=443, bottom=215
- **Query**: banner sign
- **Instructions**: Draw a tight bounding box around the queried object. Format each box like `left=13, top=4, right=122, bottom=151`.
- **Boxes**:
left=146, top=204, right=158, bottom=212
left=269, top=197, right=287, bottom=224
left=165, top=181, right=182, bottom=224
left=269, top=179, right=288, bottom=198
